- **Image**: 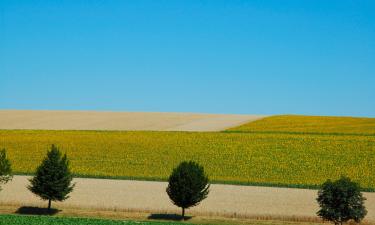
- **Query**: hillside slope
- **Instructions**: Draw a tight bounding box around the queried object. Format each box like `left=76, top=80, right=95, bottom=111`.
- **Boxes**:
left=227, top=115, right=375, bottom=135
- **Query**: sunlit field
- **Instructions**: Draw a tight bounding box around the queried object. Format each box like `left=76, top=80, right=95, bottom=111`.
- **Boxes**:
left=1, top=125, right=374, bottom=190
left=227, top=115, right=375, bottom=135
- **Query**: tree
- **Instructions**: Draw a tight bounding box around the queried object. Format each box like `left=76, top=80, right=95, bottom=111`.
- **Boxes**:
left=317, top=176, right=367, bottom=225
left=166, top=161, right=210, bottom=219
left=0, top=149, right=13, bottom=191
left=28, top=145, right=74, bottom=210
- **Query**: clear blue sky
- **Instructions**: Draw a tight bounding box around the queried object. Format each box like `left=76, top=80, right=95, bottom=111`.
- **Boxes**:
left=1, top=1, right=374, bottom=117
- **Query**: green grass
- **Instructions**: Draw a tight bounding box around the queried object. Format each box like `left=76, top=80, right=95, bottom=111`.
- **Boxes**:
left=0, top=214, right=192, bottom=225
left=0, top=214, right=124, bottom=225
left=0, top=214, right=324, bottom=225
left=227, top=115, right=375, bottom=135
left=1, top=128, right=374, bottom=190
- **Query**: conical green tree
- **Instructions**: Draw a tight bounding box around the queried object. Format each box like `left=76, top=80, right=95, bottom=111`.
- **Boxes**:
left=0, top=149, right=13, bottom=191
left=166, top=161, right=210, bottom=220
left=28, top=145, right=74, bottom=210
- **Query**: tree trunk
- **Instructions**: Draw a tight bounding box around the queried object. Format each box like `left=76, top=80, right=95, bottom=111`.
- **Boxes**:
left=182, top=207, right=185, bottom=220
left=48, top=199, right=51, bottom=210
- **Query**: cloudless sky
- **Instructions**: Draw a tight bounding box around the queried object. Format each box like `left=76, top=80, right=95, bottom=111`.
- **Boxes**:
left=1, top=0, right=374, bottom=117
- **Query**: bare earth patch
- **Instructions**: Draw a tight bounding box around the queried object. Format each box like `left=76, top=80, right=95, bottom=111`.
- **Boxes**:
left=0, top=110, right=265, bottom=131
left=0, top=176, right=374, bottom=222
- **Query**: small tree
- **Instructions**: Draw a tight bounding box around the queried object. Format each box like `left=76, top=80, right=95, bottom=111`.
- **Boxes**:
left=166, top=161, right=210, bottom=219
left=28, top=145, right=74, bottom=210
left=317, top=176, right=367, bottom=225
left=0, top=149, right=13, bottom=191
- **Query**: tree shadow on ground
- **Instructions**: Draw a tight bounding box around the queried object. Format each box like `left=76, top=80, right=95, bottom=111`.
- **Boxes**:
left=148, top=213, right=192, bottom=221
left=15, top=206, right=60, bottom=215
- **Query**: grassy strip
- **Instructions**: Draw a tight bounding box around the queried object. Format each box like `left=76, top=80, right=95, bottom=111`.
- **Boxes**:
left=14, top=172, right=375, bottom=193
left=0, top=213, right=327, bottom=225
left=0, top=214, right=185, bottom=225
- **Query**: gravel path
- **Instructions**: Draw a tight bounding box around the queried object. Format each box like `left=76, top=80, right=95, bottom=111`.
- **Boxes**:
left=0, top=110, right=265, bottom=131
left=0, top=176, right=374, bottom=221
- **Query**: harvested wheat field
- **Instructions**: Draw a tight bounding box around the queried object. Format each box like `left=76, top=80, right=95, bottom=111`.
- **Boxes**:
left=0, top=110, right=264, bottom=131
left=0, top=176, right=374, bottom=222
